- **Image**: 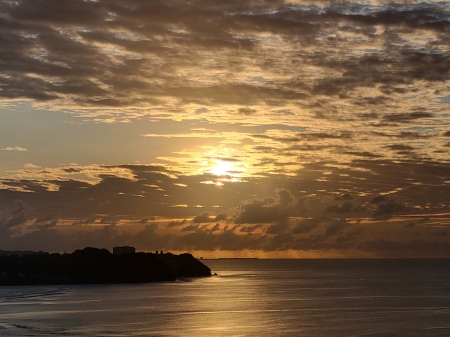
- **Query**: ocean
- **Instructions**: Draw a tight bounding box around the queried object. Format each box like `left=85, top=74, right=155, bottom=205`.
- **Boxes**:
left=0, top=259, right=449, bottom=336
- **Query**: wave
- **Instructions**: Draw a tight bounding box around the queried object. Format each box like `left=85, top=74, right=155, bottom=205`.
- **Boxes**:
left=0, top=286, right=69, bottom=302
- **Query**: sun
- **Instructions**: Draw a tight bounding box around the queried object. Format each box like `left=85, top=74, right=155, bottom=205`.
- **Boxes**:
left=209, top=160, right=234, bottom=177
left=204, top=157, right=247, bottom=187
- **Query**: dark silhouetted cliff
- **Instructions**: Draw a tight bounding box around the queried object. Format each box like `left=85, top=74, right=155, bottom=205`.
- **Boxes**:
left=0, top=248, right=211, bottom=285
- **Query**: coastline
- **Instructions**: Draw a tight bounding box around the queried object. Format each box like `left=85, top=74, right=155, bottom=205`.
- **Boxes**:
left=0, top=247, right=211, bottom=286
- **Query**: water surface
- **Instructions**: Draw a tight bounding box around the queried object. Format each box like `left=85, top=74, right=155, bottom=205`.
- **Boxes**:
left=1, top=259, right=449, bottom=336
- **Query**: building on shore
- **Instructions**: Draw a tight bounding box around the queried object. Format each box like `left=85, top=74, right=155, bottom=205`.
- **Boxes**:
left=113, top=246, right=135, bottom=255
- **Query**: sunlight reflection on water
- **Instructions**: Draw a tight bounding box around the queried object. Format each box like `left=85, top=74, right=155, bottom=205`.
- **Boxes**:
left=0, top=259, right=449, bottom=336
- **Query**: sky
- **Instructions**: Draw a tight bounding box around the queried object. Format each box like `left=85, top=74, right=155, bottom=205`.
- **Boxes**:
left=0, top=0, right=449, bottom=258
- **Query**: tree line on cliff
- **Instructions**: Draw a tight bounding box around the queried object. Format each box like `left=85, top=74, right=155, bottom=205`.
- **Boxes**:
left=0, top=247, right=211, bottom=285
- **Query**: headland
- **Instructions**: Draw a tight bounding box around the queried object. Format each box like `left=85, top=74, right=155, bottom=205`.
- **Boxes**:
left=0, top=247, right=211, bottom=285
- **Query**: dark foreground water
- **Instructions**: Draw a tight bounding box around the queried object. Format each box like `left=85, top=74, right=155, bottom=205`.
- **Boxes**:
left=1, top=259, right=449, bottom=336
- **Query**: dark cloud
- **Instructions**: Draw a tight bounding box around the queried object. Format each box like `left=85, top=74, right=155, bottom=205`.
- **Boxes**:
left=384, top=145, right=415, bottom=151
left=291, top=219, right=318, bottom=234
left=192, top=212, right=227, bottom=223
left=181, top=224, right=200, bottom=232
left=334, top=193, right=353, bottom=201
left=0, top=156, right=449, bottom=256
left=137, top=217, right=156, bottom=224
left=277, top=189, right=293, bottom=207
left=62, top=168, right=81, bottom=173
left=335, top=227, right=363, bottom=244
left=33, top=213, right=59, bottom=229
left=239, top=224, right=263, bottom=233
left=209, top=223, right=220, bottom=233
left=72, top=218, right=96, bottom=226
left=0, top=206, right=448, bottom=257
left=0, top=201, right=28, bottom=230
left=301, top=132, right=353, bottom=140
left=325, top=201, right=353, bottom=214
left=430, top=230, right=448, bottom=237
left=0, top=0, right=447, bottom=114
left=370, top=195, right=388, bottom=204
left=33, top=218, right=58, bottom=230
left=312, top=48, right=450, bottom=99
left=397, top=132, right=432, bottom=140
left=344, top=151, right=383, bottom=158
left=34, top=213, right=58, bottom=224
left=266, top=221, right=289, bottom=235
left=238, top=108, right=257, bottom=116
left=0, top=159, right=448, bottom=225
left=164, top=84, right=307, bottom=106
left=192, top=212, right=213, bottom=223
left=166, top=219, right=187, bottom=228
left=234, top=189, right=295, bottom=224
left=382, top=112, right=434, bottom=123
left=371, top=131, right=433, bottom=141
left=373, top=199, right=407, bottom=219
left=325, top=219, right=348, bottom=237
left=214, top=213, right=228, bottom=222
left=99, top=216, right=118, bottom=225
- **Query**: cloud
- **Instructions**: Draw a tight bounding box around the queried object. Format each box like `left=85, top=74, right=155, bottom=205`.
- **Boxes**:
left=266, top=222, right=289, bottom=234
left=0, top=1, right=449, bottom=239
left=1, top=146, right=27, bottom=152
left=382, top=112, right=434, bottom=123
left=181, top=224, right=200, bottom=232
left=291, top=219, right=319, bottom=234
left=0, top=208, right=449, bottom=257
left=238, top=108, right=257, bottom=116
left=373, top=199, right=407, bottom=219
left=99, top=216, right=119, bottom=225
left=33, top=218, right=58, bottom=230
left=325, top=219, right=348, bottom=237
left=344, top=151, right=382, bottom=158
left=0, top=159, right=448, bottom=227
left=430, top=230, right=448, bottom=237
left=0, top=201, right=29, bottom=239
left=72, top=217, right=96, bottom=226
left=325, top=201, right=353, bottom=214
left=214, top=213, right=228, bottom=221
left=34, top=213, right=59, bottom=229
left=239, top=224, right=263, bottom=233
left=384, top=145, right=415, bottom=151
left=0, top=0, right=446, bottom=124
left=192, top=212, right=213, bottom=223
left=209, top=223, right=220, bottom=233
left=234, top=189, right=296, bottom=224
left=166, top=219, right=187, bottom=228
left=0, top=201, right=28, bottom=229
left=370, top=195, right=388, bottom=204
left=334, top=193, right=353, bottom=201
left=405, top=222, right=415, bottom=228
left=335, top=227, right=363, bottom=244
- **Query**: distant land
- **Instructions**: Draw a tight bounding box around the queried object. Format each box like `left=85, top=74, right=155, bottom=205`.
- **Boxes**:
left=216, top=258, right=259, bottom=260
left=0, top=247, right=211, bottom=285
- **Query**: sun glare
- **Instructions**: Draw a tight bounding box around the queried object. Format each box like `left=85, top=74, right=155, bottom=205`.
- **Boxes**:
left=206, top=159, right=246, bottom=186
left=210, top=160, right=234, bottom=177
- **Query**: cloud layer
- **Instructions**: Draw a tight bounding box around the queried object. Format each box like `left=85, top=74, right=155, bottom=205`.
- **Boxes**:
left=0, top=0, right=449, bottom=257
